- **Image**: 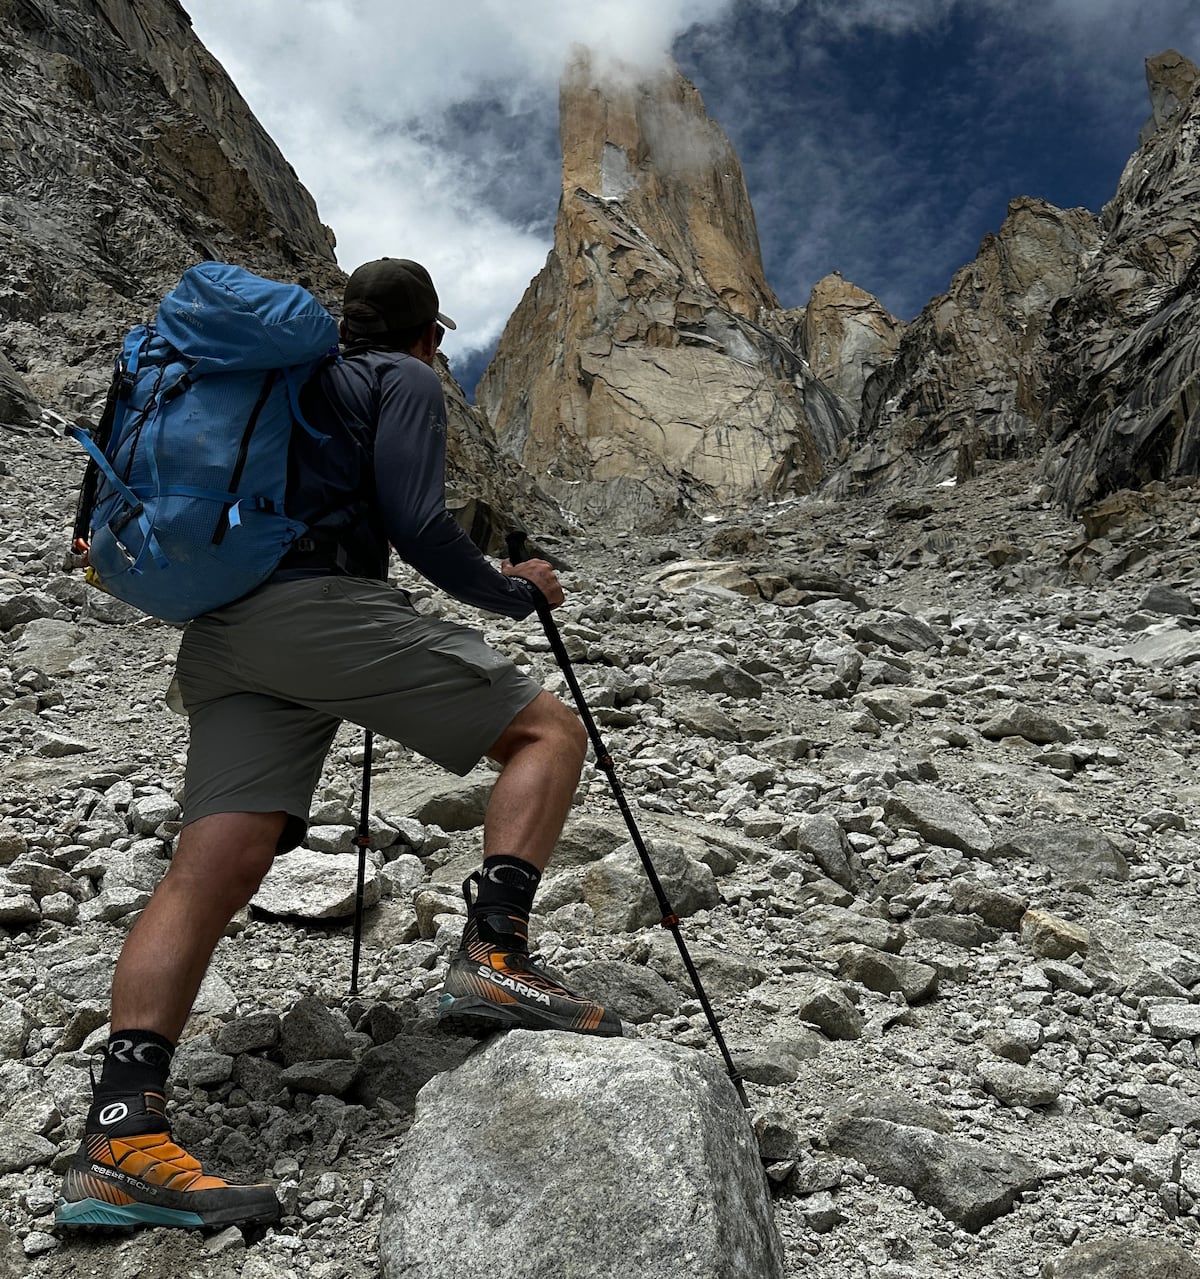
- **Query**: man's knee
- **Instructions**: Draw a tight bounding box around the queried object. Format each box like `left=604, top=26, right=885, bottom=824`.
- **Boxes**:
left=489, top=691, right=586, bottom=767
left=544, top=694, right=587, bottom=760
left=168, top=811, right=286, bottom=911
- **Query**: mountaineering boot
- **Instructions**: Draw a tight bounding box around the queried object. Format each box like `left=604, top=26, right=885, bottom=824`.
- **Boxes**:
left=439, top=873, right=623, bottom=1037
left=441, top=919, right=624, bottom=1037
left=55, top=1089, right=281, bottom=1231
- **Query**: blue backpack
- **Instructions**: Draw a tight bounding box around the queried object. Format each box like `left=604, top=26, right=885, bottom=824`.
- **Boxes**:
left=68, top=262, right=340, bottom=623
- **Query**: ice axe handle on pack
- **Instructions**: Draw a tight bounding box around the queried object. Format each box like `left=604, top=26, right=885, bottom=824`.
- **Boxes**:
left=505, top=531, right=748, bottom=1107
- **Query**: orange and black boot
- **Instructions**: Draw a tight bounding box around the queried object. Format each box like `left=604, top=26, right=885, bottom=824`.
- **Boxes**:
left=439, top=872, right=623, bottom=1037
left=55, top=1089, right=280, bottom=1231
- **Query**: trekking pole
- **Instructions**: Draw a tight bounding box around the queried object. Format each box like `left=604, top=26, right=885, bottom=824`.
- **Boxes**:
left=349, top=729, right=374, bottom=996
left=507, top=532, right=747, bottom=1107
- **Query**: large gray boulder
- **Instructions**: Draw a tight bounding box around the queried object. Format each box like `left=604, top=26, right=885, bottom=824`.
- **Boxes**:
left=998, top=822, right=1130, bottom=882
left=251, top=849, right=381, bottom=920
left=1042, top=1235, right=1200, bottom=1278
left=380, top=1031, right=784, bottom=1279
left=582, top=839, right=719, bottom=931
left=826, top=1110, right=1043, bottom=1232
left=884, top=783, right=995, bottom=857
left=659, top=651, right=763, bottom=699
left=371, top=770, right=494, bottom=832
left=10, top=620, right=85, bottom=677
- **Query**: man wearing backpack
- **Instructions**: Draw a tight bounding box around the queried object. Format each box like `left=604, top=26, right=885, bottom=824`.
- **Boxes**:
left=56, top=258, right=621, bottom=1233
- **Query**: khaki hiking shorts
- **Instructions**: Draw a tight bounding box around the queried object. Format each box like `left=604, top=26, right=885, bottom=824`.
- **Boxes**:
left=174, top=576, right=542, bottom=850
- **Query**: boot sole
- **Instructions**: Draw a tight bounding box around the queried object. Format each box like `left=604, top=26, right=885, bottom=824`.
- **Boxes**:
left=55, top=1169, right=281, bottom=1232
left=438, top=993, right=624, bottom=1038
left=54, top=1194, right=280, bottom=1231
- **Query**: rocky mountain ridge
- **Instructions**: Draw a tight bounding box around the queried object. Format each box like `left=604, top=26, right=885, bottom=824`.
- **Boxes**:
left=478, top=50, right=851, bottom=528
left=0, top=0, right=341, bottom=413
left=0, top=0, right=560, bottom=548
left=480, top=48, right=1200, bottom=526
left=1040, top=50, right=1200, bottom=511
left=6, top=11, right=1199, bottom=537
left=828, top=197, right=1100, bottom=498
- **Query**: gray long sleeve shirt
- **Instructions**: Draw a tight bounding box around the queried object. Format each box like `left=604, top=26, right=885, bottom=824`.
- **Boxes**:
left=278, top=347, right=536, bottom=619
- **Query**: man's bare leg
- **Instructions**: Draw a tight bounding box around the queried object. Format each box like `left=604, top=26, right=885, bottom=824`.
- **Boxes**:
left=55, top=810, right=289, bottom=1232
left=483, top=690, right=587, bottom=873
left=110, top=810, right=287, bottom=1043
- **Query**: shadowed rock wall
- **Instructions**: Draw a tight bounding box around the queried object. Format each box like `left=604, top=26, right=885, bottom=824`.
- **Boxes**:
left=0, top=0, right=562, bottom=539
left=1041, top=50, right=1200, bottom=511
left=0, top=0, right=341, bottom=413
left=825, top=198, right=1098, bottom=498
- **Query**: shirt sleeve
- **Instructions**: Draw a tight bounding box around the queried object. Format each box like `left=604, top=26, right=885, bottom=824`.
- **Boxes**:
left=372, top=359, right=537, bottom=619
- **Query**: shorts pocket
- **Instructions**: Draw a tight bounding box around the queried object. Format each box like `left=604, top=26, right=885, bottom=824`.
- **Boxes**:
left=422, top=623, right=514, bottom=684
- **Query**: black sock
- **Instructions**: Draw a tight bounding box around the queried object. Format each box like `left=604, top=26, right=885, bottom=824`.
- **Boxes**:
left=469, top=855, right=541, bottom=950
left=97, top=1028, right=175, bottom=1097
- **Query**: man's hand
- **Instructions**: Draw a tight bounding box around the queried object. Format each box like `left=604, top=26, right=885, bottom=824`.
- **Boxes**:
left=502, top=558, right=564, bottom=608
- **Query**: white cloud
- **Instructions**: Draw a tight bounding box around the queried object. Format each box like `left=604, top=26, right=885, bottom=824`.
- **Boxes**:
left=185, top=0, right=732, bottom=360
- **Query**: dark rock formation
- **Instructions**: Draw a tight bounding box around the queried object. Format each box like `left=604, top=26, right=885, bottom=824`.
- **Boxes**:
left=1041, top=50, right=1200, bottom=511
left=0, top=352, right=36, bottom=428
left=0, top=0, right=560, bottom=541
left=1140, top=47, right=1200, bottom=141
left=826, top=197, right=1098, bottom=497
left=0, top=0, right=343, bottom=413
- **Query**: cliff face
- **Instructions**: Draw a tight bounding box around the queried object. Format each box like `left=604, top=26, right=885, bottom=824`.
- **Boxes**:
left=478, top=52, right=850, bottom=527
left=0, top=0, right=559, bottom=541
left=12, top=7, right=1196, bottom=538
left=1041, top=50, right=1200, bottom=510
left=798, top=274, right=904, bottom=419
left=89, top=0, right=336, bottom=263
left=820, top=49, right=1200, bottom=511
left=825, top=198, right=1099, bottom=497
left=0, top=0, right=342, bottom=414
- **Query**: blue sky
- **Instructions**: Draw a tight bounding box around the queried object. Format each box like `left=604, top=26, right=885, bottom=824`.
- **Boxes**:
left=185, top=0, right=1200, bottom=395
left=678, top=1, right=1199, bottom=321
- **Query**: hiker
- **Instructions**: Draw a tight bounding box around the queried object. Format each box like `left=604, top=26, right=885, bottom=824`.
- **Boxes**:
left=56, top=258, right=621, bottom=1233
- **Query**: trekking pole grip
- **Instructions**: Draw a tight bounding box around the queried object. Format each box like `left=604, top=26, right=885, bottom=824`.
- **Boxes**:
left=505, top=530, right=553, bottom=618
left=505, top=530, right=531, bottom=563
left=505, top=530, right=540, bottom=578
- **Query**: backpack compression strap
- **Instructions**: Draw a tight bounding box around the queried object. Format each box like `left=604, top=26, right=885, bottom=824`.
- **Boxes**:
left=67, top=425, right=168, bottom=573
